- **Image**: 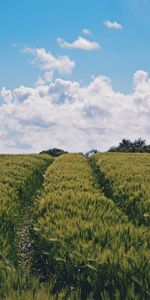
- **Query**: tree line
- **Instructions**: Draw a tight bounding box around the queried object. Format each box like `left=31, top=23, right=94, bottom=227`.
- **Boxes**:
left=109, top=138, right=150, bottom=153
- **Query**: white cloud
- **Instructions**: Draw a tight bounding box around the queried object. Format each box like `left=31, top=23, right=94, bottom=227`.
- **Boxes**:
left=104, top=20, right=123, bottom=29
left=35, top=77, right=45, bottom=87
left=133, top=70, right=148, bottom=86
left=82, top=29, right=92, bottom=35
left=36, top=71, right=54, bottom=86
left=0, top=70, right=150, bottom=153
left=1, top=87, right=12, bottom=103
left=13, top=85, right=34, bottom=102
left=22, top=47, right=75, bottom=74
left=44, top=71, right=54, bottom=82
left=57, top=36, right=100, bottom=50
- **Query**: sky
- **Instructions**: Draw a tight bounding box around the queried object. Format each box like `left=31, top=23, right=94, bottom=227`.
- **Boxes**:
left=1, top=0, right=150, bottom=153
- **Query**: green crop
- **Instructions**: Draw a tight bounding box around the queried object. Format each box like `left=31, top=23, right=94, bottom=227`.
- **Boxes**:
left=0, top=153, right=150, bottom=299
left=94, top=153, right=150, bottom=226
left=34, top=154, right=150, bottom=299
left=0, top=154, right=53, bottom=298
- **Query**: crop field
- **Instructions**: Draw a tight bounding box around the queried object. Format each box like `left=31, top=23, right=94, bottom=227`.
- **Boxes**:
left=0, top=154, right=54, bottom=298
left=0, top=153, right=150, bottom=299
left=94, top=153, right=150, bottom=226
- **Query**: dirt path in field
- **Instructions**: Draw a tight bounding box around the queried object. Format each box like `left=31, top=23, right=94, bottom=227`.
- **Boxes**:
left=17, top=204, right=34, bottom=270
left=88, top=156, right=112, bottom=198
left=16, top=160, right=54, bottom=274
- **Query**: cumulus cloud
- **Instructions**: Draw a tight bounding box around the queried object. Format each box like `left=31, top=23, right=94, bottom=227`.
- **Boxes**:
left=104, top=20, right=123, bottom=29
left=22, top=47, right=75, bottom=74
left=1, top=87, right=12, bottom=103
left=82, top=29, right=92, bottom=35
left=0, top=70, right=150, bottom=153
left=36, top=71, right=54, bottom=86
left=133, top=70, right=149, bottom=86
left=13, top=85, right=35, bottom=102
left=57, top=36, right=100, bottom=50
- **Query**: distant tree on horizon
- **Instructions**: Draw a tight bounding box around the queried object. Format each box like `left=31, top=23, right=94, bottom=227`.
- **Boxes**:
left=108, top=138, right=150, bottom=153
left=39, top=148, right=68, bottom=157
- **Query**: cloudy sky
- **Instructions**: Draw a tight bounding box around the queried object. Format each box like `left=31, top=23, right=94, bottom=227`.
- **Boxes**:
left=0, top=0, right=150, bottom=153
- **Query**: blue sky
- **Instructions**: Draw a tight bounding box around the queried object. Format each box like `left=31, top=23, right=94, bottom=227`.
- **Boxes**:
left=0, top=0, right=150, bottom=91
left=0, top=0, right=150, bottom=153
